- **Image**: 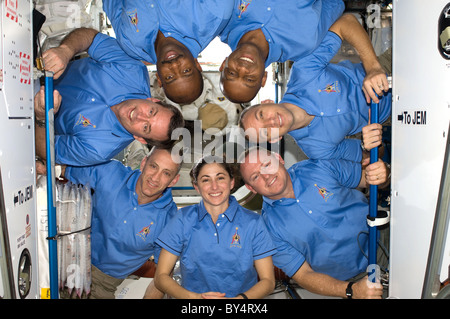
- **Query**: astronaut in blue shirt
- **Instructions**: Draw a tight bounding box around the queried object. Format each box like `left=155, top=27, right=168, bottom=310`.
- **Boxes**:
left=103, top=0, right=234, bottom=104
left=34, top=28, right=184, bottom=167
left=239, top=147, right=389, bottom=299
left=61, top=147, right=182, bottom=299
left=239, top=16, right=391, bottom=163
left=219, top=0, right=345, bottom=103
left=155, top=156, right=276, bottom=299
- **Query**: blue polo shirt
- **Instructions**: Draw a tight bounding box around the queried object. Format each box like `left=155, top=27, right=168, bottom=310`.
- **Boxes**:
left=220, top=0, right=344, bottom=66
left=261, top=159, right=369, bottom=281
left=54, top=33, right=151, bottom=166
left=103, top=0, right=234, bottom=63
left=65, top=160, right=178, bottom=279
left=156, top=196, right=276, bottom=297
left=283, top=31, right=392, bottom=162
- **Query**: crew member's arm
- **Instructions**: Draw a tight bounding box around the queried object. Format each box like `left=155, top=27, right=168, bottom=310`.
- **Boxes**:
left=359, top=158, right=390, bottom=189
left=154, top=249, right=210, bottom=299
left=329, top=13, right=389, bottom=103
left=42, top=27, right=99, bottom=79
left=34, top=86, right=62, bottom=161
left=237, top=256, right=275, bottom=299
left=143, top=276, right=165, bottom=299
left=361, top=122, right=383, bottom=152
left=292, top=260, right=383, bottom=299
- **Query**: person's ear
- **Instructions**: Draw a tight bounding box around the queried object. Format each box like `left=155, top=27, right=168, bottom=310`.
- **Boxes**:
left=272, top=151, right=285, bottom=165
left=133, top=135, right=148, bottom=144
left=194, top=58, right=203, bottom=72
left=140, top=156, right=148, bottom=171
left=155, top=73, right=163, bottom=87
left=245, top=183, right=257, bottom=194
left=219, top=58, right=227, bottom=72
left=193, top=183, right=199, bottom=194
left=168, top=174, right=180, bottom=188
left=261, top=71, right=268, bottom=87
left=269, top=135, right=283, bottom=143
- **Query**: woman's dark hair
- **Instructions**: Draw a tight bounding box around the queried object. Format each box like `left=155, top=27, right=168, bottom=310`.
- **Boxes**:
left=189, top=155, right=236, bottom=186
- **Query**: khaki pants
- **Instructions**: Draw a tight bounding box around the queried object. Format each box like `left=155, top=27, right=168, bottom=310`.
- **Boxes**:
left=88, top=265, right=125, bottom=299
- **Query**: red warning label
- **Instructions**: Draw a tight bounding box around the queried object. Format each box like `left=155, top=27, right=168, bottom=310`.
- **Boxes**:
left=5, top=0, right=18, bottom=23
left=19, top=52, right=31, bottom=85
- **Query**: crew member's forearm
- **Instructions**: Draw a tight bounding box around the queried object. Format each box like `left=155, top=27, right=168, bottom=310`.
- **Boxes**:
left=292, top=266, right=348, bottom=298
left=35, top=125, right=47, bottom=161
left=330, top=14, right=382, bottom=71
left=154, top=273, right=199, bottom=299
left=59, top=27, right=99, bottom=58
left=240, top=277, right=275, bottom=299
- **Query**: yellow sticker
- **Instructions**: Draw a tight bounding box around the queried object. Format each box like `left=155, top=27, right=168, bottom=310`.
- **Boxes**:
left=41, top=288, right=51, bottom=299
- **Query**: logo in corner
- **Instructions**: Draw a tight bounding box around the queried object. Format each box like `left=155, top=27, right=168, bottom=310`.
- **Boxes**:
left=127, top=9, right=139, bottom=32
left=238, top=0, right=253, bottom=18
left=314, top=184, right=334, bottom=202
left=230, top=227, right=242, bottom=248
left=318, top=81, right=340, bottom=94
left=75, top=114, right=96, bottom=128
left=137, top=222, right=154, bottom=241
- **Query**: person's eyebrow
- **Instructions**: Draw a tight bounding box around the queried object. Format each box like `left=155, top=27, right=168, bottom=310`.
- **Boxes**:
left=224, top=73, right=235, bottom=82
left=163, top=168, right=176, bottom=175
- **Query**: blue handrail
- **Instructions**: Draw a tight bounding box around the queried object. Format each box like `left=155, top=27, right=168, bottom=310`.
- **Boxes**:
left=44, top=71, right=59, bottom=299
left=368, top=98, right=379, bottom=283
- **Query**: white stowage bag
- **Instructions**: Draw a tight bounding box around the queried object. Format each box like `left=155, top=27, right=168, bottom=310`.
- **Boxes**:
left=37, top=178, right=92, bottom=299
left=78, top=183, right=92, bottom=297
left=56, top=181, right=92, bottom=298
left=36, top=175, right=50, bottom=299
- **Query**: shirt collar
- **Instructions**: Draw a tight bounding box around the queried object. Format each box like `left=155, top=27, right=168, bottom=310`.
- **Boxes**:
left=289, top=166, right=303, bottom=198
left=198, top=196, right=239, bottom=222
left=126, top=169, right=140, bottom=191
left=288, top=124, right=310, bottom=140
left=261, top=30, right=282, bottom=67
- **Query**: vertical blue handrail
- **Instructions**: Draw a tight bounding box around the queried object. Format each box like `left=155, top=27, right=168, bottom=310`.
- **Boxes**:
left=44, top=71, right=59, bottom=299
left=368, top=98, right=379, bottom=283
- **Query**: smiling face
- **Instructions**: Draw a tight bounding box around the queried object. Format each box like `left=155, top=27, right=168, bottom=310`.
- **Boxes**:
left=112, top=98, right=174, bottom=144
left=136, top=148, right=180, bottom=204
left=240, top=103, right=294, bottom=143
left=219, top=43, right=268, bottom=103
left=155, top=41, right=203, bottom=104
left=193, top=162, right=235, bottom=213
left=239, top=148, right=290, bottom=200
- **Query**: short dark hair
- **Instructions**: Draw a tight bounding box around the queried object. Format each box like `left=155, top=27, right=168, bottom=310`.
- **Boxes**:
left=144, top=101, right=185, bottom=149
